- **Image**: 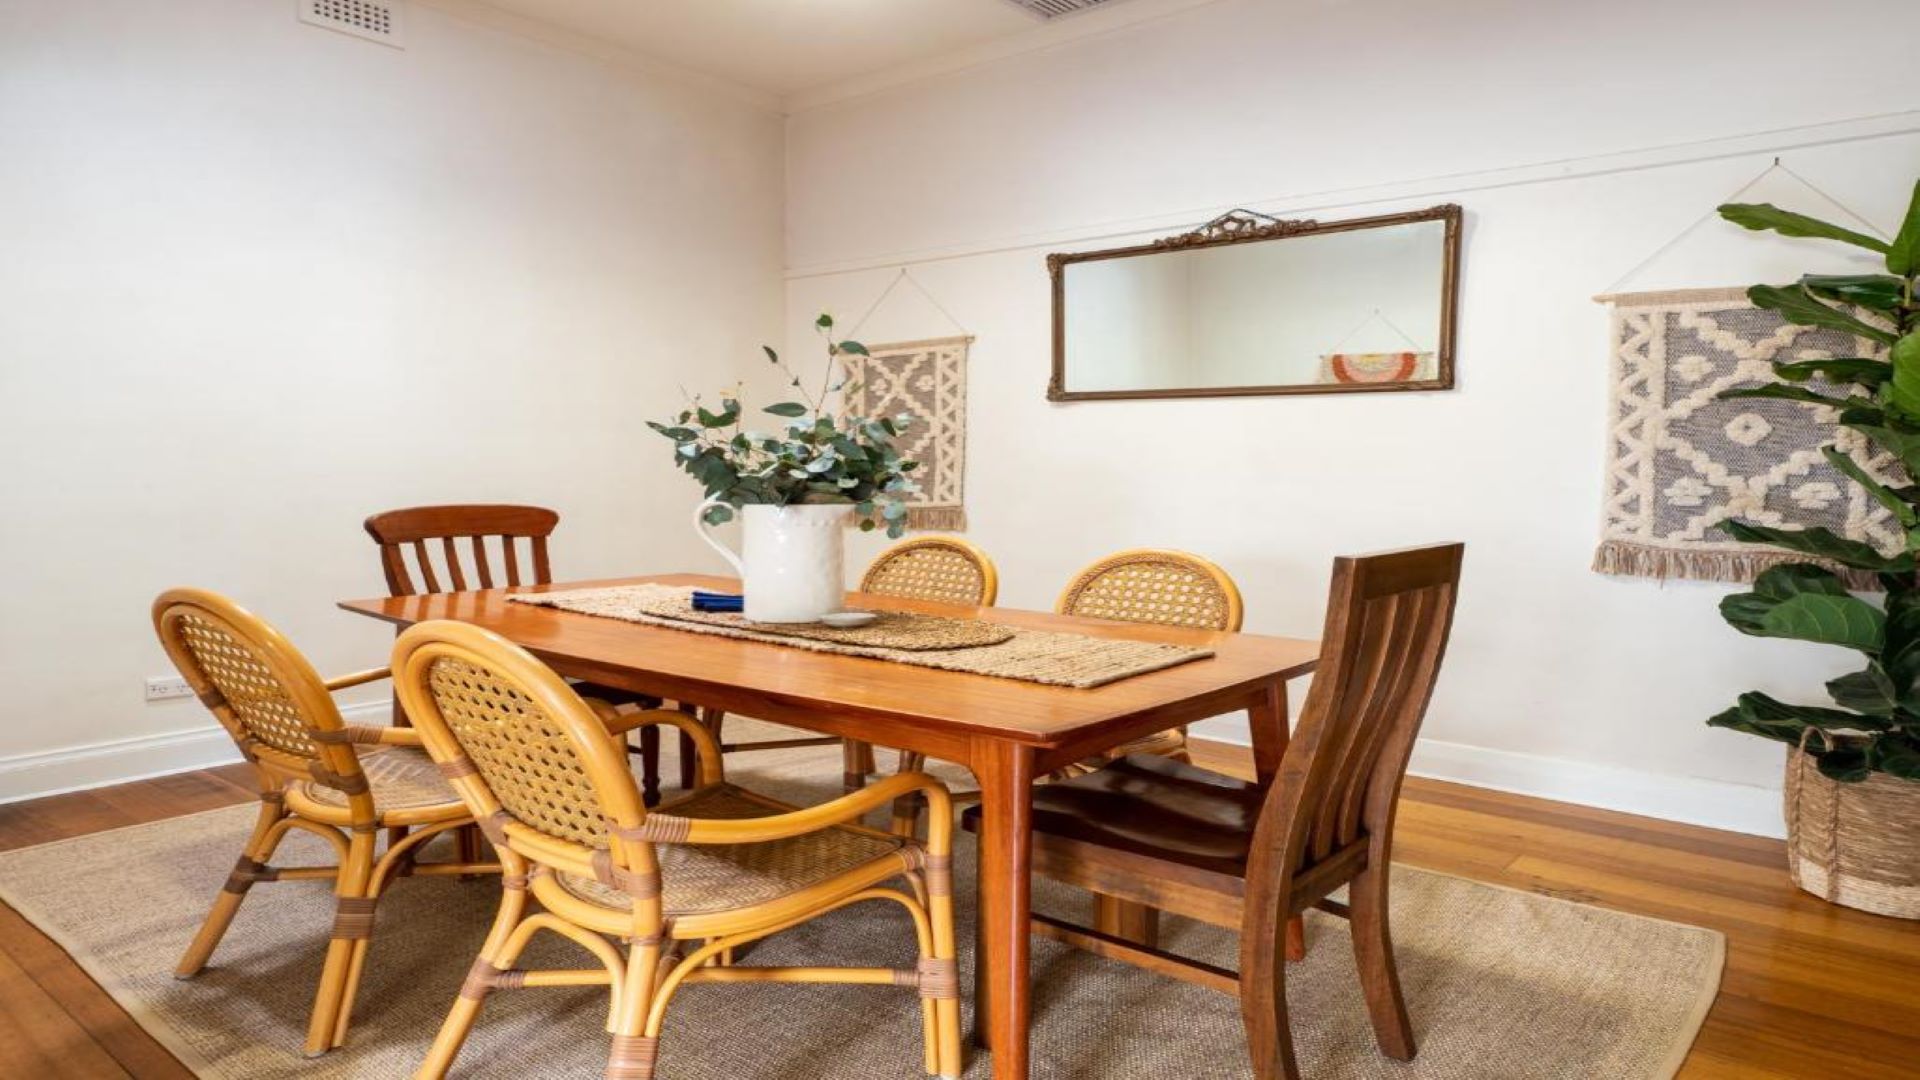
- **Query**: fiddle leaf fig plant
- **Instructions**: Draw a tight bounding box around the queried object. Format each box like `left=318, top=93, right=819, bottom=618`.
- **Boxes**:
left=648, top=314, right=920, bottom=538
left=1709, top=175, right=1920, bottom=782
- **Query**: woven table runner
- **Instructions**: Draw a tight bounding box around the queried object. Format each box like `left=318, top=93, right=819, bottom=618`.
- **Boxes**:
left=510, top=584, right=1213, bottom=689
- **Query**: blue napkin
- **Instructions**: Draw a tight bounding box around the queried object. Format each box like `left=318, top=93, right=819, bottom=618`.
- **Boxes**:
left=691, top=590, right=743, bottom=612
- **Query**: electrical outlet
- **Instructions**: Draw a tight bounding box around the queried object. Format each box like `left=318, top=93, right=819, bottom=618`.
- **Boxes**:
left=145, top=675, right=194, bottom=703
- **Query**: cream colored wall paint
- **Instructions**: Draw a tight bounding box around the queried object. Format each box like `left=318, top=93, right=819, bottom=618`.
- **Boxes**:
left=0, top=0, right=779, bottom=767
left=786, top=0, right=1920, bottom=829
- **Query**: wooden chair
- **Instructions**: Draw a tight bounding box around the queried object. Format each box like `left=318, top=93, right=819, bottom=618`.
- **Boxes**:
left=393, top=620, right=963, bottom=1080
left=363, top=504, right=672, bottom=805
left=965, top=544, right=1463, bottom=1079
left=154, top=588, right=497, bottom=1058
left=697, top=536, right=1002, bottom=794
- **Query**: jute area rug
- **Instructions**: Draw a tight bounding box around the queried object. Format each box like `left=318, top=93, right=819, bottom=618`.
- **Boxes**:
left=0, top=726, right=1723, bottom=1078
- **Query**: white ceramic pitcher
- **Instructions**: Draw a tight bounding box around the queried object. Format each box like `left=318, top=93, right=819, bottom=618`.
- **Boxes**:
left=693, top=499, right=850, bottom=623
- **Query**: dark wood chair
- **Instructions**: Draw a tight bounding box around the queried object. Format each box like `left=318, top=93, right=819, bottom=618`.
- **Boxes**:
left=965, top=543, right=1462, bottom=1079
left=362, top=505, right=670, bottom=804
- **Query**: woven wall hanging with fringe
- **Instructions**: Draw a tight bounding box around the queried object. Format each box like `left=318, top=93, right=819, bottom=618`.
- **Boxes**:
left=846, top=335, right=973, bottom=532
left=1592, top=286, right=1898, bottom=588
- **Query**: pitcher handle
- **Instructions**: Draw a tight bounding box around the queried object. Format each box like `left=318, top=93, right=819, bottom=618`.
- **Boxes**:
left=692, top=498, right=747, bottom=580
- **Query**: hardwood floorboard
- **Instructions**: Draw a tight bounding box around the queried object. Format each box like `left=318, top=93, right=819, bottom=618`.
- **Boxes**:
left=0, top=752, right=1914, bottom=1077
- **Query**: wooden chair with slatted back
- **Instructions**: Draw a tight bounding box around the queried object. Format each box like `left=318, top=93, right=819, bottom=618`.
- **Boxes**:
left=393, top=619, right=963, bottom=1080
left=965, top=543, right=1463, bottom=1079
left=363, top=505, right=671, bottom=805
left=153, top=589, right=496, bottom=1057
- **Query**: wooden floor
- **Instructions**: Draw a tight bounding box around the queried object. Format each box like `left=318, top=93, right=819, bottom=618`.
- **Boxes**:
left=1, top=748, right=1916, bottom=1078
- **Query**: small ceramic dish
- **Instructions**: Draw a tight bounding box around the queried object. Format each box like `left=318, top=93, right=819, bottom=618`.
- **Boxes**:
left=819, top=611, right=879, bottom=628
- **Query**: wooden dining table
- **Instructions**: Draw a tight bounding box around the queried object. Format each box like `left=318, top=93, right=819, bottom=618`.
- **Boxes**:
left=340, top=572, right=1319, bottom=1079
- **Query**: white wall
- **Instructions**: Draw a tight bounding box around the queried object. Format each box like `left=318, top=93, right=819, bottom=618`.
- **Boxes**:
left=787, top=0, right=1920, bottom=836
left=0, top=0, right=782, bottom=796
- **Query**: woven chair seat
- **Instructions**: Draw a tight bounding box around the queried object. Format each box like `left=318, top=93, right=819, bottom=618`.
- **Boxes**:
left=295, top=745, right=465, bottom=815
left=555, top=784, right=910, bottom=916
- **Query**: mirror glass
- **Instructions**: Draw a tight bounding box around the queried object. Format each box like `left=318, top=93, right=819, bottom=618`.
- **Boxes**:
left=1050, top=206, right=1460, bottom=399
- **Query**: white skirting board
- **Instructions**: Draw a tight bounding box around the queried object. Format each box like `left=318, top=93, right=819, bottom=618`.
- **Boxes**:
left=0, top=701, right=389, bottom=806
left=4, top=705, right=1784, bottom=838
left=1188, top=717, right=1786, bottom=840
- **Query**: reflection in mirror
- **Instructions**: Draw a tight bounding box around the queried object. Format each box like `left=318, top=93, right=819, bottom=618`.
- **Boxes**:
left=1049, top=205, right=1460, bottom=400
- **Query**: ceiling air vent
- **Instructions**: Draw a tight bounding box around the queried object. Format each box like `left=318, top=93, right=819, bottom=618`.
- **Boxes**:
left=1002, top=0, right=1129, bottom=18
left=298, top=0, right=404, bottom=48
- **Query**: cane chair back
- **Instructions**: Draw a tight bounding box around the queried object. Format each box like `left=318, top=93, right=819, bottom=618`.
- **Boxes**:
left=860, top=536, right=999, bottom=607
left=1056, top=549, right=1244, bottom=632
left=364, top=504, right=558, bottom=596
left=1252, top=543, right=1462, bottom=893
left=153, top=589, right=368, bottom=804
left=395, top=622, right=680, bottom=924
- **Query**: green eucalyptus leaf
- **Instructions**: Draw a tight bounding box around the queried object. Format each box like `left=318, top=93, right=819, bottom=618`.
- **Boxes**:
left=1748, top=284, right=1897, bottom=347
left=815, top=313, right=834, bottom=329
left=763, top=402, right=809, bottom=418
left=763, top=346, right=779, bottom=364
left=836, top=340, right=870, bottom=356
left=700, top=504, right=734, bottom=526
left=1719, top=202, right=1890, bottom=254
left=858, top=518, right=876, bottom=532
left=1887, top=178, right=1920, bottom=277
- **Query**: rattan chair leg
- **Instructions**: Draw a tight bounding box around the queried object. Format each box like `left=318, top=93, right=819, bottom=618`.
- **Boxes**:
left=417, top=885, right=531, bottom=1079
left=924, top=871, right=963, bottom=1079
left=305, top=830, right=376, bottom=1057
left=175, top=797, right=287, bottom=978
left=608, top=940, right=664, bottom=1080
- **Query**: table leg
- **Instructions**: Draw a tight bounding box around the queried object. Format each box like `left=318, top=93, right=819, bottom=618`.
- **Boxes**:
left=971, top=738, right=1036, bottom=1079
left=1248, top=679, right=1306, bottom=962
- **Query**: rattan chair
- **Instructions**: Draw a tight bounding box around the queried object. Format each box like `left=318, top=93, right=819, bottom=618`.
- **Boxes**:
left=860, top=535, right=1000, bottom=608
left=393, top=619, right=962, bottom=1080
left=1056, top=548, right=1244, bottom=763
left=154, top=589, right=497, bottom=1058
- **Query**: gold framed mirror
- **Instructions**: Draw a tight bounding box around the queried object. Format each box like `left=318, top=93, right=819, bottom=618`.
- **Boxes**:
left=1047, top=204, right=1462, bottom=401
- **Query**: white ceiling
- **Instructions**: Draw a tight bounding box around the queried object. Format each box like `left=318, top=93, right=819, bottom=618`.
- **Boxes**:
left=461, top=0, right=1166, bottom=103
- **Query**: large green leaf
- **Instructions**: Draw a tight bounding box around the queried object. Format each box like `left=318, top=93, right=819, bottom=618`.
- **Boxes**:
left=1719, top=202, right=1890, bottom=253
left=1868, top=734, right=1920, bottom=780
left=1749, top=284, right=1898, bottom=347
left=1821, top=447, right=1917, bottom=527
left=1719, top=564, right=1884, bottom=651
left=1720, top=520, right=1914, bottom=572
left=1759, top=593, right=1885, bottom=651
left=1708, top=691, right=1885, bottom=745
left=1815, top=746, right=1872, bottom=782
left=1801, top=274, right=1907, bottom=312
left=1841, top=421, right=1920, bottom=476
left=1887, top=178, right=1920, bottom=277
left=1828, top=666, right=1898, bottom=716
left=1716, top=384, right=1848, bottom=406
left=1877, top=588, right=1920, bottom=709
left=1769, top=357, right=1890, bottom=387
left=1892, top=333, right=1920, bottom=423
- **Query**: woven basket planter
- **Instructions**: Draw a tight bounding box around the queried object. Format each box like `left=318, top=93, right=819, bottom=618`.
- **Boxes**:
left=1785, top=747, right=1920, bottom=919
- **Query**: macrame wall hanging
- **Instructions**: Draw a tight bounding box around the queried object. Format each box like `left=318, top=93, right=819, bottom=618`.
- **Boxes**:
left=845, top=270, right=974, bottom=531
left=1592, top=161, right=1899, bottom=587
left=1318, top=308, right=1438, bottom=384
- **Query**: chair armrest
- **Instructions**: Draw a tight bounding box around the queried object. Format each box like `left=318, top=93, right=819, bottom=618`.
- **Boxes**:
left=665, top=772, right=954, bottom=851
left=319, top=725, right=424, bottom=747
left=324, top=667, right=391, bottom=692
left=586, top=702, right=725, bottom=786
